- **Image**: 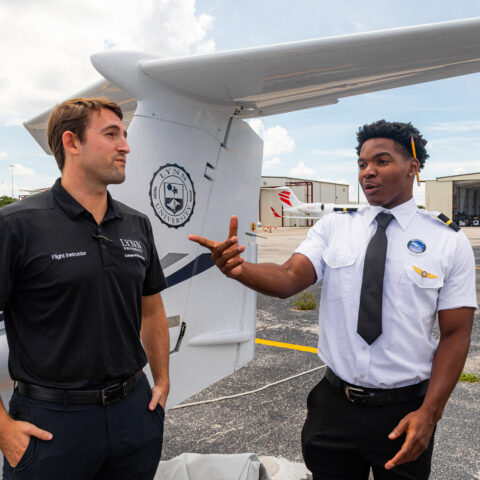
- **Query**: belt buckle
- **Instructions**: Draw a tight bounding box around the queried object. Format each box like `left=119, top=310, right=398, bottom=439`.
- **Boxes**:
left=344, top=385, right=365, bottom=402
left=101, top=382, right=127, bottom=406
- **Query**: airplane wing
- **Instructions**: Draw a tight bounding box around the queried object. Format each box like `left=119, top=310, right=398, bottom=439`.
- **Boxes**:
left=139, top=17, right=480, bottom=118
left=25, top=17, right=480, bottom=153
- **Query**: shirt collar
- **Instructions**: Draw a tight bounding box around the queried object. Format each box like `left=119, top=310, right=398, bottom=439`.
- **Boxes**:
left=364, top=197, right=417, bottom=231
left=52, top=178, right=123, bottom=221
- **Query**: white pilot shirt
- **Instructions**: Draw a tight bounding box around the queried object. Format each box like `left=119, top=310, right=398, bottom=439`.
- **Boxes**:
left=294, top=197, right=477, bottom=388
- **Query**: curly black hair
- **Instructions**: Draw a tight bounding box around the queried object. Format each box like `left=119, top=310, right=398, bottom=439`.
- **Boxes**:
left=356, top=120, right=428, bottom=170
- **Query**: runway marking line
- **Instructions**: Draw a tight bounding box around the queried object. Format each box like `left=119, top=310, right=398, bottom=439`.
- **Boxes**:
left=255, top=338, right=318, bottom=354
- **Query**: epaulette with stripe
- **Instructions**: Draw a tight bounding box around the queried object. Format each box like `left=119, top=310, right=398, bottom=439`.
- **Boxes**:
left=436, top=213, right=460, bottom=231
left=418, top=209, right=460, bottom=232
left=333, top=207, right=358, bottom=213
left=425, top=212, right=460, bottom=232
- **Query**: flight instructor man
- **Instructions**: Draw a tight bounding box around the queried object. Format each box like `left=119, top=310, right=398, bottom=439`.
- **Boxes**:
left=0, top=98, right=169, bottom=479
left=190, top=120, right=476, bottom=480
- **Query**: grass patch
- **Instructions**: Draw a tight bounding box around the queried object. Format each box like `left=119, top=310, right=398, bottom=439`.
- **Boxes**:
left=292, top=291, right=318, bottom=310
left=459, top=372, right=480, bottom=383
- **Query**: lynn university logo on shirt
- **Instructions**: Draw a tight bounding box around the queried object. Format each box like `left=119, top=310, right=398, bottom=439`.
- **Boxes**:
left=149, top=163, right=195, bottom=229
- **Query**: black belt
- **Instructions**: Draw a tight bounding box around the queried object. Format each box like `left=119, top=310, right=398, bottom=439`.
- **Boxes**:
left=325, top=368, right=429, bottom=406
left=17, top=370, right=144, bottom=407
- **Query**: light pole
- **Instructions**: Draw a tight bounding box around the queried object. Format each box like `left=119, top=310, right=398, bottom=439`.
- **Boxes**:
left=9, top=164, right=14, bottom=199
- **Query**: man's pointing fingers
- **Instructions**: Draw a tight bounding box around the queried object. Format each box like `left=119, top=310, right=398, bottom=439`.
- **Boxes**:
left=228, top=215, right=239, bottom=239
left=188, top=216, right=245, bottom=278
left=188, top=235, right=216, bottom=250
left=213, top=237, right=239, bottom=256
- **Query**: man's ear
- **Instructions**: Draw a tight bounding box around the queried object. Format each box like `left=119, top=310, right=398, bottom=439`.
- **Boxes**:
left=62, top=131, right=80, bottom=156
left=409, top=157, right=420, bottom=176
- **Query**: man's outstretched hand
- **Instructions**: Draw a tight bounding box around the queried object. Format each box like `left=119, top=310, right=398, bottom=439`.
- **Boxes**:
left=188, top=215, right=245, bottom=279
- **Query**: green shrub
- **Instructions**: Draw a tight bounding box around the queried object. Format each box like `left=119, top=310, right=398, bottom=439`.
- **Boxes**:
left=0, top=196, right=16, bottom=208
left=292, top=291, right=318, bottom=310
left=459, top=372, right=479, bottom=383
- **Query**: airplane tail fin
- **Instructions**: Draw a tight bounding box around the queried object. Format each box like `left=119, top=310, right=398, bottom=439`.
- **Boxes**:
left=277, top=187, right=302, bottom=208
left=270, top=206, right=284, bottom=218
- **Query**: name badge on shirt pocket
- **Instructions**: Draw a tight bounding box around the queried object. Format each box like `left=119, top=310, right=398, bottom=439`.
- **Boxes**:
left=322, top=248, right=357, bottom=300
left=405, top=263, right=444, bottom=289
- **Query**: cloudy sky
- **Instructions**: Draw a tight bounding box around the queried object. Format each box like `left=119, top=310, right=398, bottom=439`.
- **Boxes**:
left=1, top=0, right=479, bottom=202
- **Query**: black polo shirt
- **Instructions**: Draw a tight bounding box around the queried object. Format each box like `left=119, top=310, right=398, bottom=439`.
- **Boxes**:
left=0, top=179, right=167, bottom=389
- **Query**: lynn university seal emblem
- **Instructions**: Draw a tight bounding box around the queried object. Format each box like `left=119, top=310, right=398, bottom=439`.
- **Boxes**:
left=150, top=164, right=195, bottom=228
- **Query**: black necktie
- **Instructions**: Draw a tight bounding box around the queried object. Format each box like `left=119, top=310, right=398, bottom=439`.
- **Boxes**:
left=357, top=212, right=394, bottom=345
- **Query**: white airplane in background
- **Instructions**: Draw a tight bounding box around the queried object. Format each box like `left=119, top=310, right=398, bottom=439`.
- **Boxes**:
left=271, top=187, right=365, bottom=221
left=0, top=18, right=479, bottom=410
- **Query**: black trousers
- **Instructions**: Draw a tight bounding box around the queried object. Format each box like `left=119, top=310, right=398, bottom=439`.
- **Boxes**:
left=3, top=375, right=164, bottom=480
left=302, top=377, right=435, bottom=480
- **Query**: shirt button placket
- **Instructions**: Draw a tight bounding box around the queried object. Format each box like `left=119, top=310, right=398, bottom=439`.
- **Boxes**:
left=357, top=343, right=370, bottom=383
left=97, top=227, right=112, bottom=267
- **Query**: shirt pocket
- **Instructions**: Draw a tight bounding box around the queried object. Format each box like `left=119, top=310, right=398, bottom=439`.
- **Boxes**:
left=321, top=247, right=357, bottom=300
left=404, top=263, right=444, bottom=290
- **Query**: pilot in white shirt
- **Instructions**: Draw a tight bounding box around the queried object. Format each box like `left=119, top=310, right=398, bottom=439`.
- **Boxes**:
left=295, top=196, right=476, bottom=389
left=190, top=120, right=476, bottom=480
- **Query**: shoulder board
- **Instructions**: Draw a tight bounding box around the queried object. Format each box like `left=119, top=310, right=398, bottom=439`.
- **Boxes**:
left=333, top=207, right=358, bottom=213
left=434, top=213, right=460, bottom=232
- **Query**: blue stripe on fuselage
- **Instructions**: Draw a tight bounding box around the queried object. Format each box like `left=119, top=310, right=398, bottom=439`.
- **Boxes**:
left=165, top=253, right=215, bottom=288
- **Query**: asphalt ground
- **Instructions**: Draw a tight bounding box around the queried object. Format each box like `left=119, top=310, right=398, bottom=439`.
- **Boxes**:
left=163, top=227, right=480, bottom=480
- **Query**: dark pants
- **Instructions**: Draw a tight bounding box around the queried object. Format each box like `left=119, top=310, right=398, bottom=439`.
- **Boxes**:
left=3, top=375, right=164, bottom=480
left=302, top=377, right=435, bottom=480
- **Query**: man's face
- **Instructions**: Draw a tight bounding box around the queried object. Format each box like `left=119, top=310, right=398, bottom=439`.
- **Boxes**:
left=78, top=108, right=130, bottom=186
left=358, top=138, right=417, bottom=209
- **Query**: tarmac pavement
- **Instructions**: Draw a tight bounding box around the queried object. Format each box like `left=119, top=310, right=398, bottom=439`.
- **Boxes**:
left=162, top=226, right=480, bottom=480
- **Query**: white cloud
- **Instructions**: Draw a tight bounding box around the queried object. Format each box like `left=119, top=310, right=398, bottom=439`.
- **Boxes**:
left=194, top=39, right=216, bottom=55
left=288, top=161, right=317, bottom=179
left=0, top=174, right=57, bottom=198
left=0, top=0, right=215, bottom=125
left=262, top=156, right=281, bottom=171
left=248, top=119, right=295, bottom=159
left=312, top=149, right=357, bottom=159
left=422, top=159, right=480, bottom=178
left=0, top=185, right=13, bottom=196
left=249, top=119, right=265, bottom=137
left=264, top=126, right=295, bottom=158
left=1, top=164, right=55, bottom=198
left=429, top=121, right=480, bottom=133
left=10, top=164, right=36, bottom=176
left=0, top=152, right=7, bottom=160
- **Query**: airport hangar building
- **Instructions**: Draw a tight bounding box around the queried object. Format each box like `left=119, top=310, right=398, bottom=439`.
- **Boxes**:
left=259, top=172, right=480, bottom=228
left=259, top=176, right=350, bottom=227
left=426, top=172, right=480, bottom=226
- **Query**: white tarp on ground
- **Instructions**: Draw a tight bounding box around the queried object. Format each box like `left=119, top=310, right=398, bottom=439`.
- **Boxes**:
left=155, top=453, right=272, bottom=480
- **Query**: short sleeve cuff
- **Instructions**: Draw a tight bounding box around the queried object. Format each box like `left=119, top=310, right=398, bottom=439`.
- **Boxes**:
left=437, top=301, right=478, bottom=311
left=142, top=278, right=168, bottom=296
left=292, top=247, right=323, bottom=284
